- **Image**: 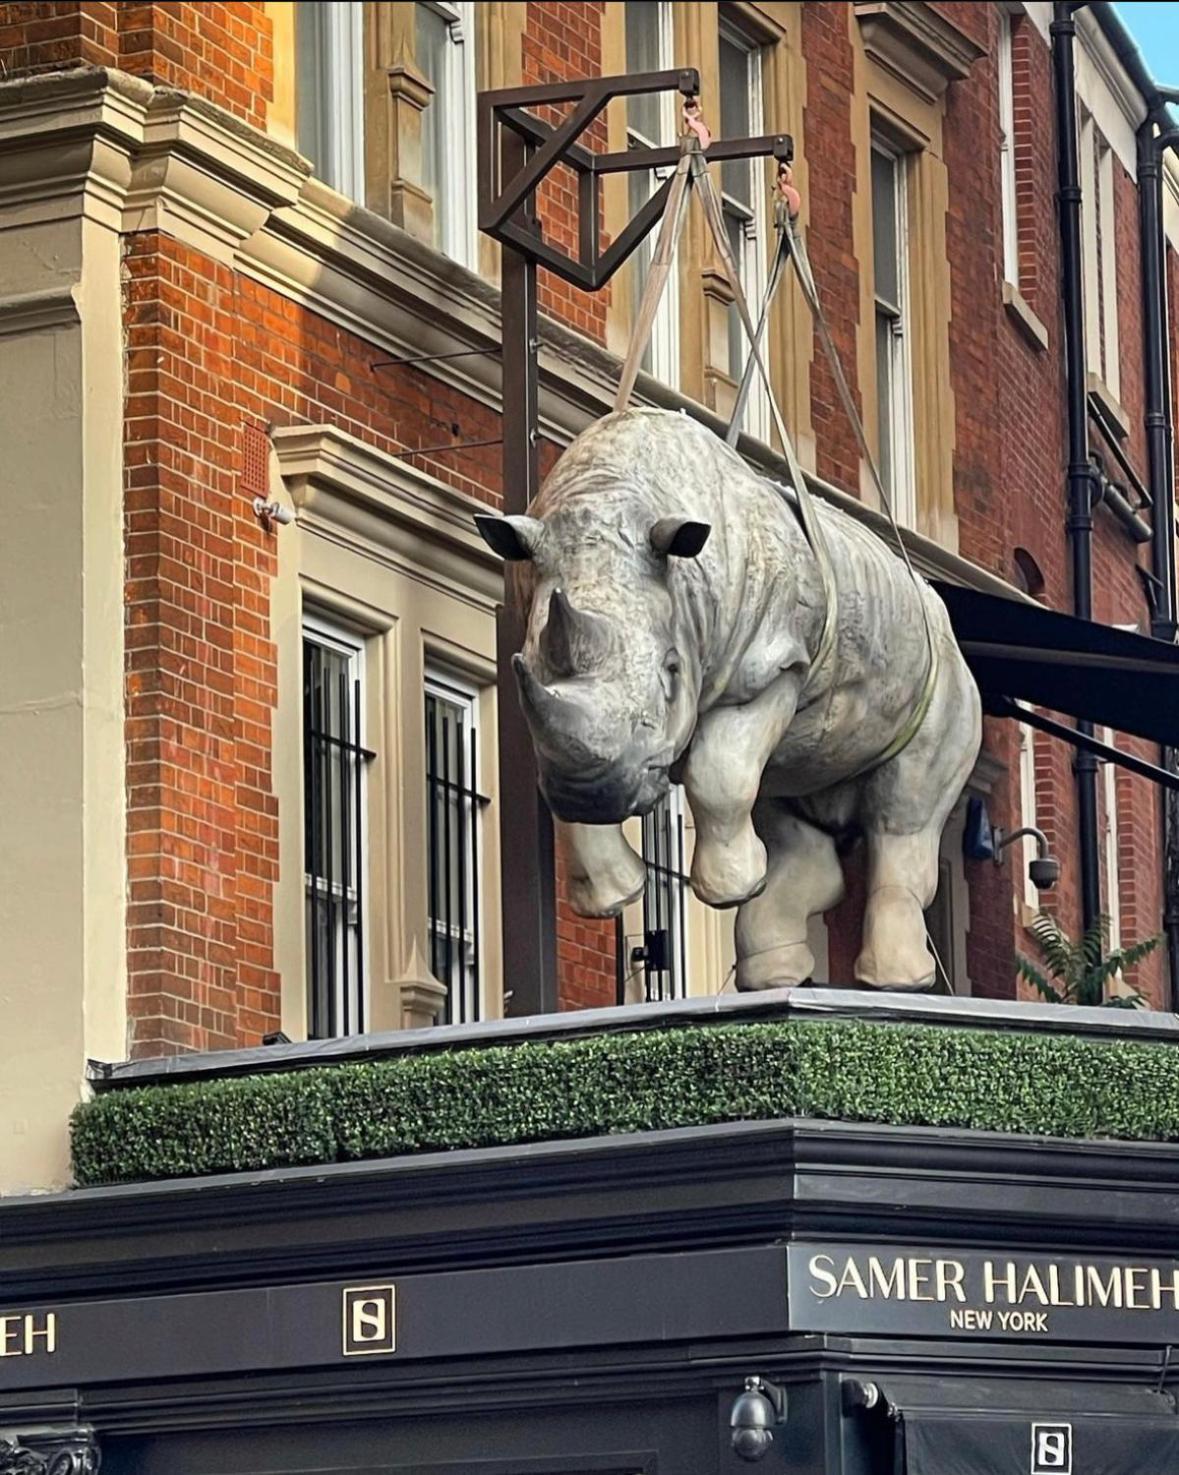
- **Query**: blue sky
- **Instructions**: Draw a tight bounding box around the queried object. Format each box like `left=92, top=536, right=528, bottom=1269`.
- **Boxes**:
left=1114, top=3, right=1179, bottom=87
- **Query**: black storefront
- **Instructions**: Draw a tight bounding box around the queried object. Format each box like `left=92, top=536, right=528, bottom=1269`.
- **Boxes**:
left=6, top=993, right=1179, bottom=1475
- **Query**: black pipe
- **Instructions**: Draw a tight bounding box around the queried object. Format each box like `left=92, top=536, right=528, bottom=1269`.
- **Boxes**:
left=1138, top=120, right=1179, bottom=1002
left=1052, top=2, right=1102, bottom=937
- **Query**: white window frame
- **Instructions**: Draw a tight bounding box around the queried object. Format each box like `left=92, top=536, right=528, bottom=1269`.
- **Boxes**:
left=417, top=0, right=479, bottom=269
left=998, top=9, right=1019, bottom=288
left=424, top=662, right=485, bottom=1025
left=1100, top=726, right=1122, bottom=955
left=1080, top=109, right=1120, bottom=398
left=296, top=1, right=366, bottom=203
left=639, top=783, right=692, bottom=1001
left=1018, top=720, right=1039, bottom=913
left=302, top=610, right=369, bottom=1038
left=625, top=1, right=680, bottom=388
left=871, top=132, right=916, bottom=529
left=719, top=19, right=770, bottom=444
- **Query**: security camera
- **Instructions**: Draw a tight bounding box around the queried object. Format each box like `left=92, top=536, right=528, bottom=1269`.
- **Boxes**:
left=1028, top=855, right=1060, bottom=891
left=730, top=1376, right=787, bottom=1463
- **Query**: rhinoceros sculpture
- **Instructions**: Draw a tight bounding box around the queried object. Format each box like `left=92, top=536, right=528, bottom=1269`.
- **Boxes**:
left=476, top=408, right=981, bottom=989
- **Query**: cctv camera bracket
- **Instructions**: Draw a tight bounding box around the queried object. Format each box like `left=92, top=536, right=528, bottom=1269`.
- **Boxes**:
left=743, top=1376, right=788, bottom=1423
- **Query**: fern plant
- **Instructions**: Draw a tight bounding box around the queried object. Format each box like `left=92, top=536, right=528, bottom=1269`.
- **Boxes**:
left=1017, top=912, right=1159, bottom=1008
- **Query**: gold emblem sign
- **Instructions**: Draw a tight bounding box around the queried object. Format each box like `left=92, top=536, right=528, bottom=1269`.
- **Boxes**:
left=342, top=1285, right=397, bottom=1357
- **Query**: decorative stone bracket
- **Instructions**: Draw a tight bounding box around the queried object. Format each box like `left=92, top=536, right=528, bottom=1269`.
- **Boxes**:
left=0, top=1428, right=100, bottom=1475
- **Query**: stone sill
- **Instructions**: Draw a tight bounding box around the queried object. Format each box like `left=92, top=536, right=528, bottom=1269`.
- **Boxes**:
left=90, top=984, right=1179, bottom=1093
left=1002, top=280, right=1049, bottom=352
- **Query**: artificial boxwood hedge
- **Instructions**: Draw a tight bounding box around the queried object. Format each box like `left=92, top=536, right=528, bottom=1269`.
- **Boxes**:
left=70, top=1018, right=1179, bottom=1187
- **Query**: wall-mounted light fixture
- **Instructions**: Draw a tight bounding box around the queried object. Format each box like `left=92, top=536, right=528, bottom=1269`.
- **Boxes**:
left=252, top=497, right=295, bottom=527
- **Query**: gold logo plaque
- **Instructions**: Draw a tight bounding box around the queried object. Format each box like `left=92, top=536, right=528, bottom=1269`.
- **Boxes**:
left=342, top=1285, right=396, bottom=1357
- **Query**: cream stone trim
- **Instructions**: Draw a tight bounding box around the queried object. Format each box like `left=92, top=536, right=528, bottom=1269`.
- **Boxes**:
left=853, top=1, right=985, bottom=105
left=0, top=67, right=1029, bottom=580
left=476, top=2, right=526, bottom=282
left=1003, top=281, right=1049, bottom=353
left=850, top=7, right=959, bottom=551
left=266, top=0, right=297, bottom=148
left=0, top=285, right=79, bottom=337
left=273, top=425, right=504, bottom=1036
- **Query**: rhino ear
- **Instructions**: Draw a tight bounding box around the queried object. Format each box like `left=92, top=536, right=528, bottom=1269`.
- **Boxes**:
left=650, top=517, right=711, bottom=559
left=475, top=513, right=543, bottom=561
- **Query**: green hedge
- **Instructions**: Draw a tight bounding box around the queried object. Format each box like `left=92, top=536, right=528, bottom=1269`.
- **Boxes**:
left=70, top=1018, right=1179, bottom=1187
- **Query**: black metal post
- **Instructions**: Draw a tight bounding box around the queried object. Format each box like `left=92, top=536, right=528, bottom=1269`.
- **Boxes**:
left=1139, top=120, right=1179, bottom=1002
left=1053, top=1, right=1102, bottom=937
left=496, top=128, right=558, bottom=1016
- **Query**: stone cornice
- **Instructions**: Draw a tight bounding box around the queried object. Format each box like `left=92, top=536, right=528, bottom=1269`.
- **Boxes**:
left=853, top=1, right=986, bottom=104
left=0, top=64, right=1023, bottom=605
left=272, top=423, right=503, bottom=612
left=0, top=286, right=79, bottom=338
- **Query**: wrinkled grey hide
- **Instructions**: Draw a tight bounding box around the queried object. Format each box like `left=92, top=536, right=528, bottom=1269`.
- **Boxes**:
left=477, top=408, right=982, bottom=989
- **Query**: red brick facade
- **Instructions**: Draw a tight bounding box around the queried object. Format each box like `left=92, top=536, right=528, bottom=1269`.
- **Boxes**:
left=3, top=1, right=1174, bottom=1047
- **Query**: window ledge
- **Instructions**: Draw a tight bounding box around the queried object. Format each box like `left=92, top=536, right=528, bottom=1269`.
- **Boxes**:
left=1002, top=281, right=1048, bottom=352
left=1087, top=372, right=1131, bottom=440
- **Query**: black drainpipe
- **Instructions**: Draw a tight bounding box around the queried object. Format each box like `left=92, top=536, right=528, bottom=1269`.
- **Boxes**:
left=1139, top=118, right=1179, bottom=1000
left=1052, top=2, right=1102, bottom=937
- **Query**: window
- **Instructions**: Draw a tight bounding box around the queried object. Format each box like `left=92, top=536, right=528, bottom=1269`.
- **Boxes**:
left=425, top=667, right=487, bottom=1024
left=638, top=787, right=691, bottom=1002
left=1080, top=109, right=1119, bottom=398
left=626, top=1, right=679, bottom=387
left=295, top=1, right=365, bottom=201
left=997, top=9, right=1018, bottom=287
left=719, top=20, right=770, bottom=442
left=416, top=1, right=478, bottom=267
left=1018, top=721, right=1039, bottom=913
left=871, top=133, right=916, bottom=527
left=303, top=616, right=371, bottom=1038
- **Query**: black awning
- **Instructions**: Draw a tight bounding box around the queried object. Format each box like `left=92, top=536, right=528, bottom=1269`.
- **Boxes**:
left=898, top=1409, right=1179, bottom=1475
left=849, top=1378, right=1179, bottom=1475
left=932, top=581, right=1179, bottom=749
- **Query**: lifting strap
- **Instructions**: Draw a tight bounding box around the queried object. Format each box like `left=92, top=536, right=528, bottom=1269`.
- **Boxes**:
left=615, top=105, right=937, bottom=770
left=615, top=101, right=839, bottom=692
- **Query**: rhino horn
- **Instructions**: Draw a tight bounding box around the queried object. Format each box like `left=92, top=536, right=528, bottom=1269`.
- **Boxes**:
left=512, top=654, right=591, bottom=754
left=539, top=589, right=610, bottom=676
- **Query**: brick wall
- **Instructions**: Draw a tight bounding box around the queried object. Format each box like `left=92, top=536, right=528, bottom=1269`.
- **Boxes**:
left=122, top=231, right=507, bottom=1055
left=2, top=1, right=1174, bottom=1034
left=0, top=2, right=272, bottom=128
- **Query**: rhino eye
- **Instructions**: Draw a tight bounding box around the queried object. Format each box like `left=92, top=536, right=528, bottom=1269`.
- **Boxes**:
left=661, top=651, right=680, bottom=703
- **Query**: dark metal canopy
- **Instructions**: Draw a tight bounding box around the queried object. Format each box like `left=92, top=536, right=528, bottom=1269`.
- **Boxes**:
left=934, top=581, right=1179, bottom=752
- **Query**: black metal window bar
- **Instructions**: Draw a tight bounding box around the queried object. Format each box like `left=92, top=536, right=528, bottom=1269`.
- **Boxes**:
left=426, top=675, right=488, bottom=1025
left=303, top=631, right=373, bottom=1039
left=640, top=789, right=691, bottom=1002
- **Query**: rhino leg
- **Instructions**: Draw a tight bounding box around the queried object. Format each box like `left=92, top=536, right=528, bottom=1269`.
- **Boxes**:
left=682, top=673, right=802, bottom=908
left=855, top=829, right=940, bottom=989
left=559, top=820, right=646, bottom=918
left=735, top=805, right=845, bottom=989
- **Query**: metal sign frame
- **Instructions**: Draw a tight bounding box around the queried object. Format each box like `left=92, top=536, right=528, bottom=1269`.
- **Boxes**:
left=476, top=69, right=792, bottom=1013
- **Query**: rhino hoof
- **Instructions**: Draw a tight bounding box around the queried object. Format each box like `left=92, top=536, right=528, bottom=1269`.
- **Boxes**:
left=569, top=862, right=646, bottom=919
left=736, top=943, right=815, bottom=991
left=690, top=833, right=768, bottom=910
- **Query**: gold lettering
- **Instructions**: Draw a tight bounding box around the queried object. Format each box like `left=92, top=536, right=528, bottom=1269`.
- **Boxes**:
left=867, top=1257, right=906, bottom=1299
left=1017, top=1265, right=1050, bottom=1306
left=1083, top=1265, right=1122, bottom=1308
left=936, top=1260, right=967, bottom=1303
left=984, top=1261, right=1017, bottom=1305
left=1126, top=1267, right=1150, bottom=1310
left=837, top=1259, right=869, bottom=1298
left=22, top=1314, right=54, bottom=1356
left=0, top=1317, right=22, bottom=1357
left=908, top=1259, right=934, bottom=1302
left=353, top=1299, right=386, bottom=1345
left=949, top=1308, right=966, bottom=1329
left=1046, top=1265, right=1076, bottom=1307
left=809, top=1255, right=838, bottom=1299
left=1150, top=1267, right=1179, bottom=1310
